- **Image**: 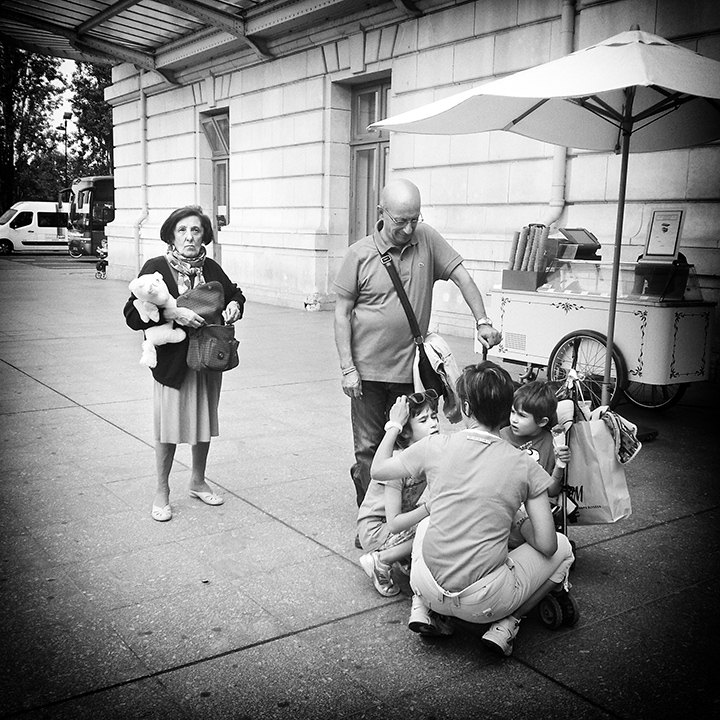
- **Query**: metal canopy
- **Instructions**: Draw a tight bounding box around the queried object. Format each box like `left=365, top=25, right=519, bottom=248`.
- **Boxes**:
left=0, top=0, right=409, bottom=83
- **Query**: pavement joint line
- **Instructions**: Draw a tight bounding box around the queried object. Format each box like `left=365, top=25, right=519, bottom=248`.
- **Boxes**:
left=513, top=656, right=627, bottom=720
left=0, top=356, right=359, bottom=569
left=568, top=504, right=720, bottom=551
left=565, top=579, right=716, bottom=630
left=0, top=357, right=353, bottom=566
left=1, top=600, right=406, bottom=719
left=179, top=484, right=375, bottom=572
left=0, top=359, right=121, bottom=416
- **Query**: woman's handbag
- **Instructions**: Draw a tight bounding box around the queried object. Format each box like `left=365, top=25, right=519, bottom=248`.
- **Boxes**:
left=186, top=323, right=239, bottom=372
left=177, top=281, right=239, bottom=372
left=176, top=281, right=225, bottom=325
left=565, top=409, right=636, bottom=524
left=377, top=249, right=462, bottom=422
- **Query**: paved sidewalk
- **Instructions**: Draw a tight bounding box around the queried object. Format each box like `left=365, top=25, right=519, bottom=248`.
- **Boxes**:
left=0, top=254, right=718, bottom=719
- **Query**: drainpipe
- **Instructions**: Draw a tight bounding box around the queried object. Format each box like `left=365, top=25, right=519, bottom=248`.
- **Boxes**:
left=541, top=0, right=576, bottom=227
left=133, top=70, right=148, bottom=275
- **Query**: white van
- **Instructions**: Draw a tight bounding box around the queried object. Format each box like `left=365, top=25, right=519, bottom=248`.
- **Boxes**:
left=0, top=201, right=69, bottom=254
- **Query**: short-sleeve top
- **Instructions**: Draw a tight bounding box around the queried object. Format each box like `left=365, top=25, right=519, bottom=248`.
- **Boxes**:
left=333, top=221, right=462, bottom=383
left=398, top=430, right=553, bottom=592
left=500, top=426, right=556, bottom=475
left=357, top=472, right=427, bottom=529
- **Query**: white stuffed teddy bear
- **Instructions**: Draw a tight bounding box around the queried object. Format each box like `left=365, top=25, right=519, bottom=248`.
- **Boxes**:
left=128, top=272, right=186, bottom=368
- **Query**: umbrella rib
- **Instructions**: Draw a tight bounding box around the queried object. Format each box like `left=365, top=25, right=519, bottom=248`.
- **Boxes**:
left=631, top=110, right=679, bottom=135
left=567, top=95, right=622, bottom=127
left=502, top=98, right=550, bottom=131
left=632, top=90, right=693, bottom=123
left=568, top=96, right=622, bottom=133
left=570, top=95, right=622, bottom=123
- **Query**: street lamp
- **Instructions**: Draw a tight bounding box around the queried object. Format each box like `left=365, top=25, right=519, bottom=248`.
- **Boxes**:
left=57, top=111, right=72, bottom=187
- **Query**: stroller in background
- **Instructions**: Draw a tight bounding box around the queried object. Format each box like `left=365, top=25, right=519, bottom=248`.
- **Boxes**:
left=95, top=241, right=108, bottom=279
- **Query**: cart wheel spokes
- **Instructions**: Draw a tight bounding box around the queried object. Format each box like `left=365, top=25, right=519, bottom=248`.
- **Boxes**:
left=623, top=381, right=688, bottom=410
left=547, top=330, right=626, bottom=410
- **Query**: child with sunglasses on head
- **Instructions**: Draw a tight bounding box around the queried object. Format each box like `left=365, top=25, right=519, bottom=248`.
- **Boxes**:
left=499, top=381, right=571, bottom=548
left=357, top=389, right=440, bottom=602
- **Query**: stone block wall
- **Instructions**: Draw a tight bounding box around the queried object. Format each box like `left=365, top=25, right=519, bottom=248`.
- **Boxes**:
left=105, top=0, right=720, bottom=377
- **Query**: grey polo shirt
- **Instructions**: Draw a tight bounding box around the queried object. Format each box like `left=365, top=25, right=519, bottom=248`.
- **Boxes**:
left=333, top=221, right=463, bottom=383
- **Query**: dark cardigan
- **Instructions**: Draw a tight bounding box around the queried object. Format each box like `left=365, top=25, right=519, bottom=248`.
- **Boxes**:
left=124, top=255, right=246, bottom=389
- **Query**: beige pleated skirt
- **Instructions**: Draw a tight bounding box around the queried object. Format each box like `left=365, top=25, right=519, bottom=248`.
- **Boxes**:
left=153, top=370, right=222, bottom=444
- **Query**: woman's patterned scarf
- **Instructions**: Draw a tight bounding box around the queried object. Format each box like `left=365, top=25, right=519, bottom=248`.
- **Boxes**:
left=166, top=245, right=207, bottom=294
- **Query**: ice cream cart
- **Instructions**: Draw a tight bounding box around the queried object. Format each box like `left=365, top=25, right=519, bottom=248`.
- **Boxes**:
left=489, top=231, right=715, bottom=410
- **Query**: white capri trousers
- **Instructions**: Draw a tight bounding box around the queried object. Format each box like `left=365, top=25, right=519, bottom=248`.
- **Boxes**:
left=410, top=517, right=574, bottom=624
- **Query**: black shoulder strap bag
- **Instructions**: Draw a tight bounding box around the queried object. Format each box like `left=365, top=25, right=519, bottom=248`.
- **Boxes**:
left=377, top=247, right=445, bottom=398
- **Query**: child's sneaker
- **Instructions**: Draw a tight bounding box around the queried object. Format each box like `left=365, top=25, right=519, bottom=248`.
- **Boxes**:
left=481, top=616, right=520, bottom=656
left=359, top=552, right=400, bottom=597
left=408, top=595, right=454, bottom=636
left=395, top=559, right=411, bottom=576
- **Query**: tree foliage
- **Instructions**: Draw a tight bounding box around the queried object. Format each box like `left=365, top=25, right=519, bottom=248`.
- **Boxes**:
left=0, top=42, right=66, bottom=210
left=70, top=63, right=113, bottom=177
left=0, top=43, right=114, bottom=212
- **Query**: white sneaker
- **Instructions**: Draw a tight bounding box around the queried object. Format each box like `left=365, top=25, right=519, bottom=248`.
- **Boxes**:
left=482, top=616, right=520, bottom=656
left=359, top=552, right=400, bottom=597
left=408, top=595, right=454, bottom=636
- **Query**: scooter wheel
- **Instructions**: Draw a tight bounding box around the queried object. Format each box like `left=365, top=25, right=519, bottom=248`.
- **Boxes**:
left=538, top=594, right=563, bottom=630
left=556, top=591, right=580, bottom=627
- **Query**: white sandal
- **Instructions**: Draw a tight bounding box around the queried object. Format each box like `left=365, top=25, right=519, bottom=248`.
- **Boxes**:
left=151, top=504, right=172, bottom=522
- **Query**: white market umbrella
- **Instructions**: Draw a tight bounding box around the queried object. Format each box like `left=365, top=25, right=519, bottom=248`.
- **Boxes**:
left=371, top=29, right=720, bottom=404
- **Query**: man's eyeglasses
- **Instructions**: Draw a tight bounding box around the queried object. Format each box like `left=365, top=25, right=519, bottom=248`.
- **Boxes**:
left=408, top=389, right=438, bottom=406
left=382, top=208, right=423, bottom=227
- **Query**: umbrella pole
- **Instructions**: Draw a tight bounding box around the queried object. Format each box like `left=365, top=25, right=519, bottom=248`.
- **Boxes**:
left=602, top=118, right=632, bottom=407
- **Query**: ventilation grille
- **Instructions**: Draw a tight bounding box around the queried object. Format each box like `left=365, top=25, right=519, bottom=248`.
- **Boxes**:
left=504, top=332, right=526, bottom=352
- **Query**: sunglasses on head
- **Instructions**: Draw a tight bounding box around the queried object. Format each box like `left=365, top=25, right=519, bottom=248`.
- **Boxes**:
left=407, top=389, right=439, bottom=406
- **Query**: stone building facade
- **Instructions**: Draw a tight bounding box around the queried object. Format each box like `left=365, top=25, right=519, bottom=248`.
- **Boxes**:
left=104, top=0, right=720, bottom=373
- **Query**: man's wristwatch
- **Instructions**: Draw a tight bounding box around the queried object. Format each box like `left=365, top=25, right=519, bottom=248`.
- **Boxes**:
left=476, top=316, right=494, bottom=328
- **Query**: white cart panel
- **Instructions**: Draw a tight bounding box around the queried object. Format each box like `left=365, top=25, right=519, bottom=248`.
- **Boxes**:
left=491, top=288, right=714, bottom=385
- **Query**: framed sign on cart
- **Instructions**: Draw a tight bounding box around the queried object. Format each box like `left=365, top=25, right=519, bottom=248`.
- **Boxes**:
left=643, top=210, right=684, bottom=260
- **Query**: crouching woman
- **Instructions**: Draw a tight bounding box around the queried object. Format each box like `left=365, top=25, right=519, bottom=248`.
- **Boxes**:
left=371, top=361, right=574, bottom=656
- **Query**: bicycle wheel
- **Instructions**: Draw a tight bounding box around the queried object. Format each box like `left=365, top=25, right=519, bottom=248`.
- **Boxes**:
left=547, top=330, right=626, bottom=410
left=623, top=381, right=688, bottom=410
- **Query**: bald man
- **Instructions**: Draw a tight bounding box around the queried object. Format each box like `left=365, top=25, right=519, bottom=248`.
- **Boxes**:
left=334, top=179, right=501, bottom=511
